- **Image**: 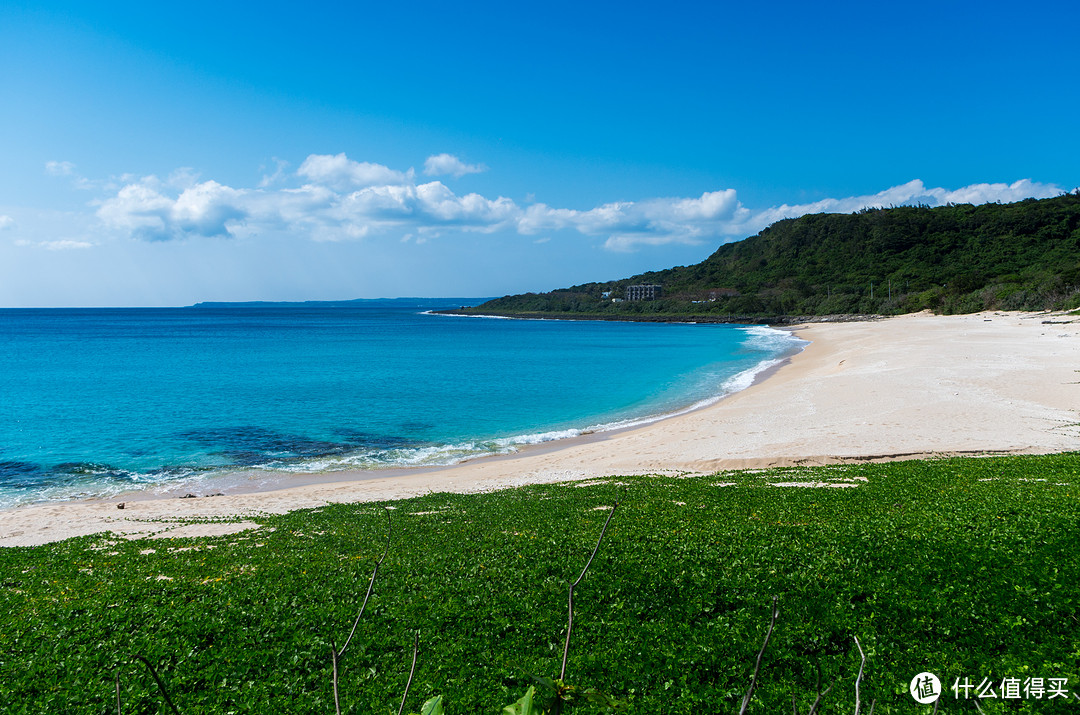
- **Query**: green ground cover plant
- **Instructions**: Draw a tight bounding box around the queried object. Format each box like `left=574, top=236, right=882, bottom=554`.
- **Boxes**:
left=1, top=454, right=1079, bottom=713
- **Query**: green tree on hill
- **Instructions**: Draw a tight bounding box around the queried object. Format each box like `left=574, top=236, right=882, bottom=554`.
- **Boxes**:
left=463, top=193, right=1080, bottom=320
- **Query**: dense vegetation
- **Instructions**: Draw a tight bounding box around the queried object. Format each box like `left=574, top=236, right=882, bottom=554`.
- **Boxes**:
left=2, top=454, right=1079, bottom=713
left=462, top=193, right=1080, bottom=320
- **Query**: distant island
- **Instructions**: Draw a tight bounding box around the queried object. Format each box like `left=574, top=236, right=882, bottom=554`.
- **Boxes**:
left=445, top=192, right=1080, bottom=322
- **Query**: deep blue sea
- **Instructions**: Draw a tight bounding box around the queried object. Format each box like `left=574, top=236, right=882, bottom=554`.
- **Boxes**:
left=0, top=300, right=803, bottom=507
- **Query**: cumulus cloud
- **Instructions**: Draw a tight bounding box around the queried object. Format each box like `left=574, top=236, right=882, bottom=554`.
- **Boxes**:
left=89, top=152, right=1063, bottom=252
left=97, top=176, right=246, bottom=240
left=519, top=189, right=749, bottom=250
left=0, top=215, right=14, bottom=230
left=297, top=153, right=412, bottom=190
left=567, top=179, right=1061, bottom=251
left=96, top=158, right=515, bottom=242
left=423, top=153, right=487, bottom=179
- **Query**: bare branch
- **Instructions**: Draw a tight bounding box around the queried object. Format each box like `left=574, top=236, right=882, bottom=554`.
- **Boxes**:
left=397, top=631, right=420, bottom=715
left=805, top=662, right=832, bottom=715
left=867, top=699, right=875, bottom=715
left=560, top=499, right=619, bottom=681
left=853, top=636, right=866, bottom=715
left=805, top=681, right=832, bottom=715
left=131, top=655, right=182, bottom=715
left=115, top=671, right=122, bottom=715
left=330, top=644, right=341, bottom=715
left=738, top=596, right=779, bottom=715
left=973, top=700, right=986, bottom=714
left=339, top=507, right=392, bottom=659
left=931, top=696, right=939, bottom=714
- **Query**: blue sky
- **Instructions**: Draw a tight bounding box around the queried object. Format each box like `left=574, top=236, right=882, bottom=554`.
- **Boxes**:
left=2, top=1, right=1077, bottom=307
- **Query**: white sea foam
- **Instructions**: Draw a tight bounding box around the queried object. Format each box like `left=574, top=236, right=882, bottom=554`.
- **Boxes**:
left=740, top=324, right=807, bottom=353
left=242, top=324, right=809, bottom=476
left=574, top=324, right=807, bottom=433
left=263, top=324, right=808, bottom=475
left=419, top=310, right=514, bottom=319
left=0, top=321, right=809, bottom=508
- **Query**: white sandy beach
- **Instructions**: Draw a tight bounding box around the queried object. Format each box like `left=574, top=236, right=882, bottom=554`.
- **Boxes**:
left=2, top=310, right=1078, bottom=547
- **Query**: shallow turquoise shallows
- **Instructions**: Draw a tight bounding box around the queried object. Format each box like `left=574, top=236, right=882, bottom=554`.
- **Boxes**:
left=0, top=300, right=802, bottom=506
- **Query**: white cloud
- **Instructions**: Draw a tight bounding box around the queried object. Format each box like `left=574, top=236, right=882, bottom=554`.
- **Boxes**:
left=45, top=160, right=76, bottom=176
left=297, top=153, right=412, bottom=190
left=259, top=158, right=290, bottom=188
left=96, top=159, right=515, bottom=242
left=423, top=153, right=487, bottom=179
left=172, top=181, right=246, bottom=235
left=166, top=167, right=202, bottom=190
left=88, top=154, right=1064, bottom=252
left=97, top=176, right=246, bottom=240
left=521, top=179, right=1062, bottom=251
left=0, top=215, right=14, bottom=230
left=931, top=179, right=1061, bottom=205
left=44, top=160, right=104, bottom=191
left=742, top=179, right=1063, bottom=239
left=414, top=182, right=516, bottom=227
left=15, top=239, right=93, bottom=250
left=45, top=240, right=93, bottom=251
left=519, top=189, right=748, bottom=249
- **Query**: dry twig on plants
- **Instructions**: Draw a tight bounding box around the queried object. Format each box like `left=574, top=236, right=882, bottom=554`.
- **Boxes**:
left=330, top=507, right=393, bottom=712
left=131, top=654, right=182, bottom=715
left=397, top=631, right=420, bottom=715
left=338, top=507, right=393, bottom=659
left=737, top=596, right=779, bottom=715
left=560, top=499, right=619, bottom=682
left=804, top=665, right=833, bottom=715
left=853, top=635, right=868, bottom=715
left=330, top=642, right=341, bottom=715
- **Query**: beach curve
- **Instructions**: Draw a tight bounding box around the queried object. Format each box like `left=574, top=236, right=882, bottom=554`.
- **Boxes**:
left=2, top=310, right=1077, bottom=547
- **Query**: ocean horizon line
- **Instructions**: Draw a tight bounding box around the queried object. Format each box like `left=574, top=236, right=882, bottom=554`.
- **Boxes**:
left=0, top=296, right=497, bottom=311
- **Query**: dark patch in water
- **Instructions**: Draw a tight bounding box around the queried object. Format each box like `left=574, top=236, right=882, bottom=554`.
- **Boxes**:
left=53, top=462, right=124, bottom=477
left=1, top=461, right=137, bottom=490
left=177, top=425, right=434, bottom=467
left=333, top=428, right=431, bottom=450
left=47, top=462, right=211, bottom=486
left=179, top=426, right=363, bottom=465
left=48, top=463, right=139, bottom=488
left=0, top=461, right=48, bottom=489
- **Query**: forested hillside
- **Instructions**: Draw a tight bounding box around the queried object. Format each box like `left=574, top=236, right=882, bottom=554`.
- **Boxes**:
left=462, top=192, right=1080, bottom=319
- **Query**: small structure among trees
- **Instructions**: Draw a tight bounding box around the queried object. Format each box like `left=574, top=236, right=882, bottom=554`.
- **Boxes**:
left=626, top=284, right=663, bottom=300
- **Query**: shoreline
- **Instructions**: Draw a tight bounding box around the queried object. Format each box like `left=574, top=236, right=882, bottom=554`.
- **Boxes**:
left=429, top=308, right=883, bottom=325
left=153, top=334, right=805, bottom=499
left=2, top=321, right=805, bottom=508
left=2, top=310, right=1078, bottom=547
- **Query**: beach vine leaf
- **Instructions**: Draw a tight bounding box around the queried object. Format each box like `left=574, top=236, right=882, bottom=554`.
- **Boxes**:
left=501, top=686, right=544, bottom=715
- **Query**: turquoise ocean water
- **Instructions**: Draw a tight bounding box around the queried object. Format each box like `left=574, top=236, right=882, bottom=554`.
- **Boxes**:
left=0, top=300, right=803, bottom=507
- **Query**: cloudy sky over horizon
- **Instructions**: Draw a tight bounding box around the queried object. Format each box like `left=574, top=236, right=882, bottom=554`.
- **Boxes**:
left=2, top=1, right=1078, bottom=307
